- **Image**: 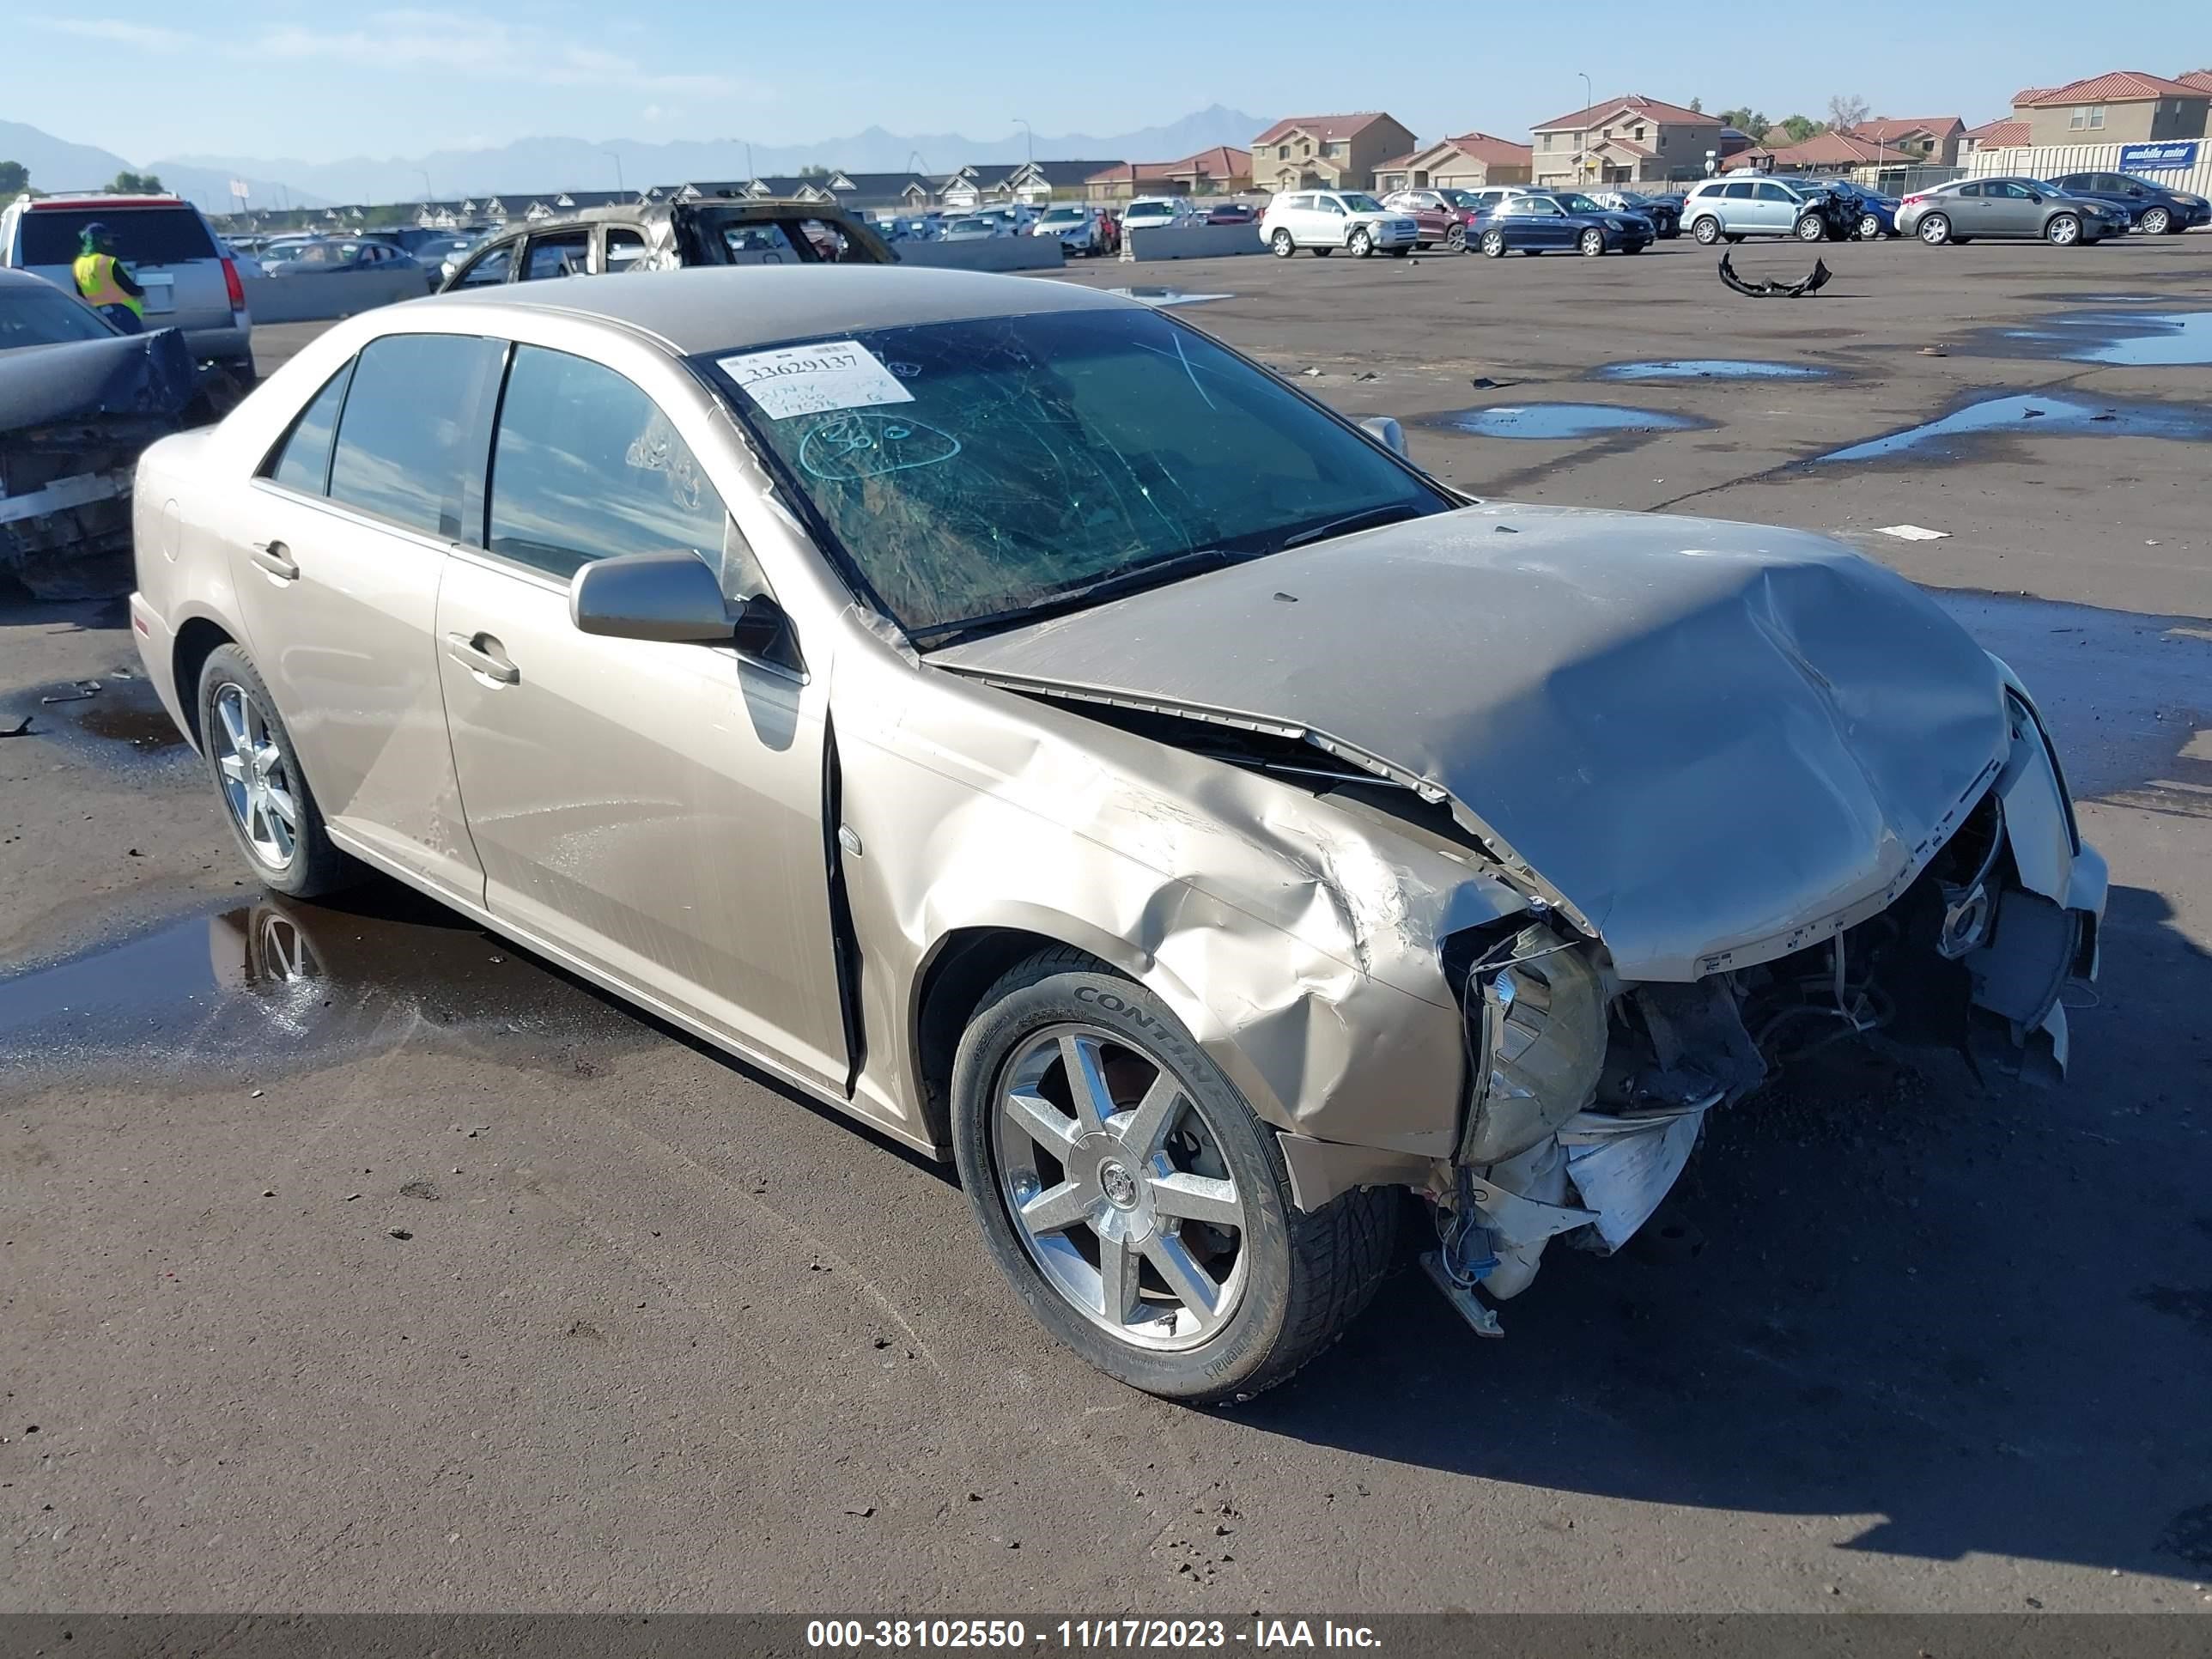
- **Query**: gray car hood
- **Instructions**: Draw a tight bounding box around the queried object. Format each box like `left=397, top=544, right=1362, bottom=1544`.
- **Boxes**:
left=929, top=501, right=2009, bottom=981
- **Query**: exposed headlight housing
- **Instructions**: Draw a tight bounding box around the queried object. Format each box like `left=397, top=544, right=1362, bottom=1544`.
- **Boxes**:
left=1446, top=921, right=1607, bottom=1164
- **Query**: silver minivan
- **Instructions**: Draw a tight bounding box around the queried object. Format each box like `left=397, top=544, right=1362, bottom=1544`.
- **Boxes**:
left=2, top=193, right=252, bottom=374
left=1681, top=177, right=1826, bottom=244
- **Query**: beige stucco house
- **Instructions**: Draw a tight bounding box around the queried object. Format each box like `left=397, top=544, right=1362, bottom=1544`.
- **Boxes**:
left=1847, top=117, right=1966, bottom=167
left=1251, top=113, right=1418, bottom=194
left=2012, top=72, right=2210, bottom=145
left=1529, top=94, right=1728, bottom=185
left=1371, top=131, right=1534, bottom=193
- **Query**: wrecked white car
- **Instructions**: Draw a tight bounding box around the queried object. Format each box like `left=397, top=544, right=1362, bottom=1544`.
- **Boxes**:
left=129, top=268, right=2105, bottom=1402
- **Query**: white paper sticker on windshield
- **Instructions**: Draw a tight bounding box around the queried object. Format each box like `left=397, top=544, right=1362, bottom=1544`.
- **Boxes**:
left=718, top=340, right=915, bottom=420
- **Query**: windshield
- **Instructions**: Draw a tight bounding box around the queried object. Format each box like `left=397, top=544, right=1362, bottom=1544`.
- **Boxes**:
left=1339, top=193, right=1386, bottom=213
left=0, top=280, right=119, bottom=348
left=1041, top=209, right=1082, bottom=222
left=1438, top=189, right=1479, bottom=207
left=703, top=307, right=1449, bottom=640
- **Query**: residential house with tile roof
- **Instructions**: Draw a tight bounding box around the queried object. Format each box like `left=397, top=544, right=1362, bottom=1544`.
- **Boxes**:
left=1085, top=147, right=1253, bottom=202
left=1528, top=94, right=1726, bottom=185
left=1723, top=131, right=1916, bottom=175
left=1845, top=117, right=1966, bottom=167
left=1250, top=113, right=1417, bottom=193
left=2011, top=72, right=2209, bottom=146
left=1371, top=132, right=1533, bottom=193
left=1960, top=117, right=2032, bottom=155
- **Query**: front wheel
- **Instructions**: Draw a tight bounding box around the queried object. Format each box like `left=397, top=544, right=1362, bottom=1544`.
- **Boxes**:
left=1444, top=224, right=1467, bottom=252
left=1692, top=216, right=1722, bottom=245
left=1270, top=228, right=1295, bottom=258
left=950, top=950, right=1397, bottom=1403
left=1480, top=228, right=1506, bottom=258
left=1348, top=228, right=1374, bottom=258
left=2139, top=206, right=2173, bottom=236
left=1795, top=214, right=1827, bottom=243
left=1918, top=212, right=1952, bottom=246
left=197, top=644, right=357, bottom=898
left=1578, top=228, right=1606, bottom=257
left=2045, top=212, right=2081, bottom=246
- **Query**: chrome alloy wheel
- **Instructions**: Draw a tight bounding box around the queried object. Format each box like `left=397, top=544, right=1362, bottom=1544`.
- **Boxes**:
left=212, top=682, right=298, bottom=871
left=992, top=1024, right=1249, bottom=1351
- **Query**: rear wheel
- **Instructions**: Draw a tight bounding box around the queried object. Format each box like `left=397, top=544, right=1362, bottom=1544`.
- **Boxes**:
left=2139, top=206, right=2172, bottom=236
left=1918, top=212, right=1952, bottom=246
left=1692, top=216, right=1722, bottom=245
left=1348, top=228, right=1374, bottom=258
left=950, top=950, right=1396, bottom=1403
left=197, top=644, right=356, bottom=898
left=1480, top=228, right=1506, bottom=258
left=1270, top=228, right=1295, bottom=258
left=1857, top=211, right=1883, bottom=240
left=2045, top=212, right=2081, bottom=246
left=1578, top=228, right=1606, bottom=257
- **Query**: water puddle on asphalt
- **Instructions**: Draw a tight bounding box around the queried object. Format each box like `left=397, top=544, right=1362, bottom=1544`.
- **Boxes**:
left=2001, top=309, right=2212, bottom=367
left=0, top=886, right=640, bottom=1075
left=1106, top=287, right=1233, bottom=307
left=1594, top=360, right=1832, bottom=382
left=1816, top=392, right=2212, bottom=463
left=1929, top=592, right=2211, bottom=804
left=1424, top=404, right=1706, bottom=439
left=74, top=700, right=188, bottom=752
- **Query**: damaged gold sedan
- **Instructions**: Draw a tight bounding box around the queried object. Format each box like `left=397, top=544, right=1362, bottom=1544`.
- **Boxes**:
left=129, top=267, right=2106, bottom=1401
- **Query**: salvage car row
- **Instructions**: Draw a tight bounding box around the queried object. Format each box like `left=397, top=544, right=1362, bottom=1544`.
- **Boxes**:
left=110, top=260, right=2106, bottom=1405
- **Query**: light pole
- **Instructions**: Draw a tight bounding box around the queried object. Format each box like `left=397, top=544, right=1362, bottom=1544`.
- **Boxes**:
left=1012, top=118, right=1034, bottom=167
left=605, top=151, right=624, bottom=192
left=1577, top=73, right=1594, bottom=179
left=417, top=168, right=434, bottom=204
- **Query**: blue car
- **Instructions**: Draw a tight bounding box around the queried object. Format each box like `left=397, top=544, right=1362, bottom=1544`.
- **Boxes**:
left=1794, top=179, right=1899, bottom=240
left=1473, top=191, right=1656, bottom=258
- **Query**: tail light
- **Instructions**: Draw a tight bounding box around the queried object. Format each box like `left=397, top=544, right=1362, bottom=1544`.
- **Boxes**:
left=222, top=257, right=245, bottom=312
left=1900, top=193, right=1928, bottom=208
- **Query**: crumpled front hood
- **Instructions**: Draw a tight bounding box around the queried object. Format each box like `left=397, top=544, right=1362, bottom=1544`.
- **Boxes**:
left=930, top=502, right=2009, bottom=981
left=0, top=327, right=198, bottom=434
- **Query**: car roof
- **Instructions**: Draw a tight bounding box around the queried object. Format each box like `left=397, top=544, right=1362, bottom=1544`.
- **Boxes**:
left=424, top=263, right=1133, bottom=353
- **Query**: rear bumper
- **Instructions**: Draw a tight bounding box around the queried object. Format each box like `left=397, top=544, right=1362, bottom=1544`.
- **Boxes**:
left=179, top=322, right=253, bottom=368
left=128, top=592, right=193, bottom=750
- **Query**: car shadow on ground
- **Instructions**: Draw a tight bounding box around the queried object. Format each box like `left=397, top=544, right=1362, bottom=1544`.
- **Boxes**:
left=1244, top=879, right=2211, bottom=1582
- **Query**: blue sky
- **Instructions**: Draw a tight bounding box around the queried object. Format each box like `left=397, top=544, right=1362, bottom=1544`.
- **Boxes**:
left=23, top=0, right=2212, bottom=164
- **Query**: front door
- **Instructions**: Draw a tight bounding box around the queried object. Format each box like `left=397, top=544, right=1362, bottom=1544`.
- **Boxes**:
left=434, top=342, right=849, bottom=1089
left=1984, top=180, right=2040, bottom=235
left=227, top=332, right=502, bottom=902
left=1753, top=182, right=1799, bottom=231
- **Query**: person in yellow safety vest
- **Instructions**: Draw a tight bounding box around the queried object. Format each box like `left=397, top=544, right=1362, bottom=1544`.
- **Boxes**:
left=73, top=223, right=147, bottom=335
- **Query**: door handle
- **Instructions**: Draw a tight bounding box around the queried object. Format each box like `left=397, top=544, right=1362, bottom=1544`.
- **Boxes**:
left=247, top=539, right=298, bottom=581
left=445, top=631, right=520, bottom=685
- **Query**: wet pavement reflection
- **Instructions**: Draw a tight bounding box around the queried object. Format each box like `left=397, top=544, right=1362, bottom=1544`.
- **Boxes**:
left=1816, top=392, right=2212, bottom=463
left=1423, top=403, right=1708, bottom=439
left=1594, top=359, right=1833, bottom=382
left=1999, top=309, right=2212, bottom=367
left=0, top=883, right=646, bottom=1076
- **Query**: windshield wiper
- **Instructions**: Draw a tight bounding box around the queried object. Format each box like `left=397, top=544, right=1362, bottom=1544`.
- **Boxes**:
left=911, top=544, right=1261, bottom=647
left=1275, top=502, right=1426, bottom=551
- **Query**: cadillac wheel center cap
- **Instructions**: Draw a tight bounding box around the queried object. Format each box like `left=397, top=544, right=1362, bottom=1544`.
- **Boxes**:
left=1099, top=1161, right=1139, bottom=1209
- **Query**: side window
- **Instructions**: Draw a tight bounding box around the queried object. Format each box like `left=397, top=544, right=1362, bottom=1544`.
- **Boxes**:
left=327, top=334, right=506, bottom=539
left=1954, top=183, right=1983, bottom=198
left=605, top=228, right=649, bottom=270
left=262, top=359, right=356, bottom=495
left=487, top=344, right=750, bottom=596
left=522, top=231, right=589, bottom=280
left=1321, top=197, right=1346, bottom=216
left=454, top=243, right=514, bottom=287
left=1756, top=183, right=1793, bottom=203
left=1723, top=182, right=1754, bottom=199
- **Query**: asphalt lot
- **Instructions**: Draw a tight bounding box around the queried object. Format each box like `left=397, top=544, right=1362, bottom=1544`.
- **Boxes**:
left=4, top=233, right=2210, bottom=1614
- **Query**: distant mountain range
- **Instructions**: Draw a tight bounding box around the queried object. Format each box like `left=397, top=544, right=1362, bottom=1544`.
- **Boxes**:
left=1, top=106, right=1271, bottom=214
left=0, top=119, right=327, bottom=213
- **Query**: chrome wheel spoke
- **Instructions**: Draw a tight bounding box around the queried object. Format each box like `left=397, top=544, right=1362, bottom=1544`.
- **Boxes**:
left=217, top=752, right=248, bottom=783
left=263, top=782, right=299, bottom=828
left=216, top=692, right=250, bottom=757
left=1059, top=1032, right=1115, bottom=1134
left=1004, top=1085, right=1079, bottom=1156
left=1115, top=1072, right=1182, bottom=1158
left=1018, top=1178, right=1091, bottom=1237
left=1147, top=1170, right=1242, bottom=1231
left=1097, top=1234, right=1142, bottom=1324
left=1142, top=1234, right=1224, bottom=1329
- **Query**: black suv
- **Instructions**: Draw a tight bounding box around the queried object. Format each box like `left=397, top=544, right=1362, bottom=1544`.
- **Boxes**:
left=439, top=198, right=895, bottom=292
left=2045, top=172, right=2209, bottom=235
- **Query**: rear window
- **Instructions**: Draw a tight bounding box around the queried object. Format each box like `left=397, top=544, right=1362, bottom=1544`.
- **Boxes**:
left=0, top=279, right=118, bottom=347
left=18, top=207, right=217, bottom=266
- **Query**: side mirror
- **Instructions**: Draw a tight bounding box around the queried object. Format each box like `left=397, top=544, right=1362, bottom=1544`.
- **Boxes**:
left=1358, top=416, right=1408, bottom=458
left=570, top=550, right=738, bottom=644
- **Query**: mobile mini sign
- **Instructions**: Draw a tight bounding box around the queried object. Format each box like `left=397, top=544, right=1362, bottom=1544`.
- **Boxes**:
left=2118, top=141, right=2200, bottom=173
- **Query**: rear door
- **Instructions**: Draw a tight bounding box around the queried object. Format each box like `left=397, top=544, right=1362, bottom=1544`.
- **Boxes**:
left=434, top=341, right=849, bottom=1089
left=227, top=331, right=503, bottom=902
